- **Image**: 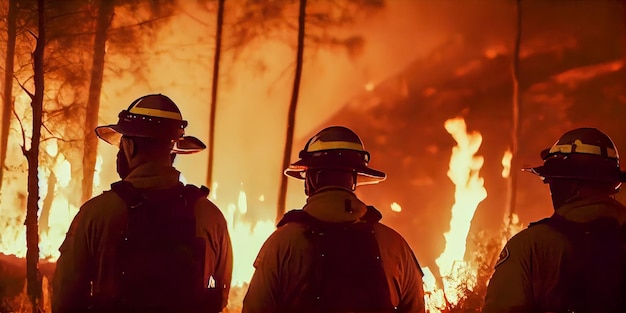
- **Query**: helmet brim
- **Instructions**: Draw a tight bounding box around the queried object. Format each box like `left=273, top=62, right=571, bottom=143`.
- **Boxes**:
left=171, top=136, right=206, bottom=154
left=523, top=165, right=626, bottom=183
left=95, top=125, right=206, bottom=154
left=284, top=159, right=387, bottom=186
left=95, top=124, right=123, bottom=146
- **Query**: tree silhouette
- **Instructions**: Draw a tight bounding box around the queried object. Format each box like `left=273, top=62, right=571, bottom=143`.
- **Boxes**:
left=276, top=0, right=307, bottom=222
left=81, top=0, right=115, bottom=204
left=506, top=0, right=522, bottom=224
left=206, top=0, right=225, bottom=188
left=22, top=0, right=46, bottom=310
left=0, top=0, right=18, bottom=195
left=224, top=0, right=385, bottom=220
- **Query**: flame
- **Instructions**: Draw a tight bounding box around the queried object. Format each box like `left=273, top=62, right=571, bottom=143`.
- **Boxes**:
left=390, top=202, right=402, bottom=212
left=422, top=267, right=446, bottom=312
left=226, top=195, right=274, bottom=287
left=501, top=149, right=512, bottom=178
left=0, top=89, right=96, bottom=261
left=218, top=186, right=274, bottom=311
left=423, top=117, right=487, bottom=312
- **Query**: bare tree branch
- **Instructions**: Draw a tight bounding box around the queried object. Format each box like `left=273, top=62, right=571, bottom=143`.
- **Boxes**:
left=40, top=136, right=78, bottom=144
left=16, top=79, right=35, bottom=99
left=12, top=106, right=27, bottom=156
left=41, top=122, right=55, bottom=138
left=108, top=14, right=173, bottom=33
left=27, top=29, right=37, bottom=40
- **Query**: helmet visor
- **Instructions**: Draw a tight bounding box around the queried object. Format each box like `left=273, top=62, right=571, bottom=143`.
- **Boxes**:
left=95, top=125, right=205, bottom=154
left=284, top=155, right=386, bottom=186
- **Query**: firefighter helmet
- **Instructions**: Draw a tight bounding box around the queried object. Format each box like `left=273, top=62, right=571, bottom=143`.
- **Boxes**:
left=95, top=94, right=206, bottom=154
left=285, top=126, right=386, bottom=186
left=524, top=127, right=626, bottom=186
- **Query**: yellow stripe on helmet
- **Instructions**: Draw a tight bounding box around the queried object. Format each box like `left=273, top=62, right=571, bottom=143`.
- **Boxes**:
left=549, top=139, right=618, bottom=158
left=307, top=140, right=365, bottom=152
left=129, top=107, right=183, bottom=120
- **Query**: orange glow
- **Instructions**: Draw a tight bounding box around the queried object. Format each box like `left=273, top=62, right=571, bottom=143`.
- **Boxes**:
left=3, top=1, right=616, bottom=311
left=553, top=60, right=624, bottom=88
left=484, top=44, right=507, bottom=59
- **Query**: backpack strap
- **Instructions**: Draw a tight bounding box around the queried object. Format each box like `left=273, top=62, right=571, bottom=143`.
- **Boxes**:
left=183, top=184, right=210, bottom=205
left=110, top=181, right=144, bottom=209
left=111, top=181, right=210, bottom=209
left=108, top=181, right=212, bottom=311
left=276, top=209, right=318, bottom=227
left=277, top=208, right=394, bottom=312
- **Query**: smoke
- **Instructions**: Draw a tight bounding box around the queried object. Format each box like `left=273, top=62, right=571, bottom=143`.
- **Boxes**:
left=90, top=0, right=465, bottom=220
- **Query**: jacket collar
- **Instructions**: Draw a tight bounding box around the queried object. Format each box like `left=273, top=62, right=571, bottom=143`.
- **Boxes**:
left=302, top=187, right=370, bottom=223
left=123, top=162, right=181, bottom=190
left=555, top=196, right=626, bottom=224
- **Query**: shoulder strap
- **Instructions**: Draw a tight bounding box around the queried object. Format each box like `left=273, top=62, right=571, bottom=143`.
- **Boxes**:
left=110, top=181, right=144, bottom=209
left=363, top=206, right=383, bottom=223
left=528, top=217, right=551, bottom=228
left=543, top=214, right=621, bottom=237
left=276, top=209, right=318, bottom=228
left=277, top=206, right=382, bottom=228
left=111, top=181, right=210, bottom=209
left=183, top=184, right=210, bottom=204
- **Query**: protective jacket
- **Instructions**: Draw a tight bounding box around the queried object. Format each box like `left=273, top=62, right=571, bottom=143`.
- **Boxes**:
left=242, top=187, right=425, bottom=313
left=483, top=197, right=626, bottom=313
left=52, top=162, right=233, bottom=313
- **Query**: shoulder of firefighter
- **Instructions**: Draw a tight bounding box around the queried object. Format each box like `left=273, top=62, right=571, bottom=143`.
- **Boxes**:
left=52, top=180, right=233, bottom=313
left=242, top=204, right=425, bottom=313
left=483, top=199, right=626, bottom=313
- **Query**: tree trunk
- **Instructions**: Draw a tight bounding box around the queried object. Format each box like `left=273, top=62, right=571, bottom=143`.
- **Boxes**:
left=276, top=0, right=307, bottom=223
left=0, top=0, right=17, bottom=191
left=40, top=170, right=57, bottom=236
left=82, top=0, right=115, bottom=203
left=206, top=0, right=225, bottom=188
left=506, top=0, right=522, bottom=225
left=25, top=0, right=46, bottom=311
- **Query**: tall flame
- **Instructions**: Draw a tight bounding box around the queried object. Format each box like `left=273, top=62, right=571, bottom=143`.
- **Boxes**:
left=423, top=117, right=487, bottom=312
left=223, top=188, right=275, bottom=287
left=207, top=183, right=274, bottom=311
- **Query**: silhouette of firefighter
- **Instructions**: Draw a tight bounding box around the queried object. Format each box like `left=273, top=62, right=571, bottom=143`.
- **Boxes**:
left=243, top=125, right=425, bottom=313
left=53, top=94, right=233, bottom=313
left=483, top=127, right=626, bottom=313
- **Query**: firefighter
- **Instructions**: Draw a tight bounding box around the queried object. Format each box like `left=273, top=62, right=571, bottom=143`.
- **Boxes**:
left=483, top=127, right=626, bottom=313
left=52, top=94, right=233, bottom=313
left=242, top=126, right=425, bottom=313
